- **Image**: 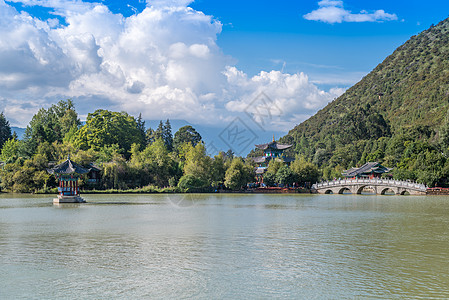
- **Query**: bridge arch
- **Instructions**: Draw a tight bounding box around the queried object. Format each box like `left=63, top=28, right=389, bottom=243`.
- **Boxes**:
left=356, top=185, right=369, bottom=194
left=380, top=188, right=395, bottom=195
left=338, top=187, right=351, bottom=194
left=400, top=190, right=410, bottom=195
left=324, top=189, right=333, bottom=194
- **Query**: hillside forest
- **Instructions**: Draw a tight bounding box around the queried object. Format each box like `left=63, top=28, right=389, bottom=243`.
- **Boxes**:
left=279, top=17, right=449, bottom=188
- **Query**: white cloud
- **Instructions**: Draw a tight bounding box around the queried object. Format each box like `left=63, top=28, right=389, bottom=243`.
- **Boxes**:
left=223, top=67, right=344, bottom=131
left=304, top=1, right=398, bottom=24
left=0, top=0, right=345, bottom=132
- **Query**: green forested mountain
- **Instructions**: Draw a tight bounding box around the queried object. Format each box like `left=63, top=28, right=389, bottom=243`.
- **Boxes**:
left=281, top=17, right=449, bottom=186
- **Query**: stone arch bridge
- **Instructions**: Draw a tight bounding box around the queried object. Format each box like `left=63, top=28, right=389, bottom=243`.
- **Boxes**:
left=312, top=178, right=427, bottom=195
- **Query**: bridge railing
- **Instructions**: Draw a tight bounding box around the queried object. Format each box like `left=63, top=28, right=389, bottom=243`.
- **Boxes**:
left=312, top=178, right=427, bottom=192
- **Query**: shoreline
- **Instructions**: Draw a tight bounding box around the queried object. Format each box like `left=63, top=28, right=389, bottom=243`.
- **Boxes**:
left=3, top=187, right=313, bottom=195
left=6, top=188, right=449, bottom=195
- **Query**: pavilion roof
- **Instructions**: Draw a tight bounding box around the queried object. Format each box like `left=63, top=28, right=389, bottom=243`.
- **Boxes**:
left=255, top=141, right=292, bottom=151
left=342, top=162, right=392, bottom=177
left=47, top=158, right=90, bottom=175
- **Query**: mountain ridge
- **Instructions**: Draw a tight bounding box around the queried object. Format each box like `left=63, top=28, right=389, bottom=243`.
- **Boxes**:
left=279, top=17, right=449, bottom=186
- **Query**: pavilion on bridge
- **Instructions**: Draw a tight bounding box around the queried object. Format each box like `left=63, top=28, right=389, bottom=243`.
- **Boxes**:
left=342, top=162, right=392, bottom=179
left=47, top=156, right=90, bottom=203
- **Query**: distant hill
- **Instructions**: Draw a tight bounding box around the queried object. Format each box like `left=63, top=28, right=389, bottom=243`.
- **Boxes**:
left=280, top=19, right=449, bottom=186
left=11, top=127, right=26, bottom=140
left=282, top=17, right=449, bottom=159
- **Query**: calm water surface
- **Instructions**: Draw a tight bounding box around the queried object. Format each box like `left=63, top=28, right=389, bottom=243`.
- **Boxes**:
left=1, top=193, right=449, bottom=299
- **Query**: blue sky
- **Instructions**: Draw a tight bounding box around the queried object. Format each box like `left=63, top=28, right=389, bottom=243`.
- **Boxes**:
left=190, top=0, right=449, bottom=86
left=1, top=0, right=449, bottom=153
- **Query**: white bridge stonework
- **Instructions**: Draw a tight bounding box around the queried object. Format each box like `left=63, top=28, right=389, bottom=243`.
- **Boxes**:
left=312, top=178, right=427, bottom=195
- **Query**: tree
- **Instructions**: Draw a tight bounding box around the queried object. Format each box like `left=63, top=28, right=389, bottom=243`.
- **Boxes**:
left=440, top=108, right=449, bottom=155
left=267, top=158, right=283, bottom=175
left=136, top=113, right=146, bottom=147
left=177, top=142, right=211, bottom=192
left=291, top=156, right=320, bottom=185
left=129, top=138, right=177, bottom=187
left=74, top=109, right=144, bottom=156
left=102, top=152, right=129, bottom=189
left=183, top=143, right=212, bottom=184
left=57, top=100, right=81, bottom=138
left=0, top=154, right=51, bottom=192
left=224, top=157, right=254, bottom=190
left=0, top=112, right=12, bottom=150
left=21, top=100, right=80, bottom=157
left=210, top=152, right=226, bottom=189
left=275, top=165, right=296, bottom=186
left=263, top=172, right=276, bottom=187
left=164, top=119, right=173, bottom=151
left=146, top=127, right=155, bottom=145
left=178, top=174, right=209, bottom=192
left=0, top=137, right=19, bottom=162
left=154, top=121, right=164, bottom=141
left=173, top=125, right=202, bottom=151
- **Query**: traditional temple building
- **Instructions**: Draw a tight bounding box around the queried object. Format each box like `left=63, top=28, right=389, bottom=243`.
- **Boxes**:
left=252, top=139, right=294, bottom=182
left=86, top=163, right=102, bottom=186
left=47, top=157, right=90, bottom=203
left=342, top=162, right=392, bottom=179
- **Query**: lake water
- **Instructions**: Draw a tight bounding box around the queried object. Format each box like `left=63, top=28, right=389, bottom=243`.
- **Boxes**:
left=1, top=193, right=449, bottom=299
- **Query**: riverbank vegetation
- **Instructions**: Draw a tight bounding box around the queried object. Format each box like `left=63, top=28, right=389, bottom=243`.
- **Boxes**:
left=0, top=100, right=318, bottom=193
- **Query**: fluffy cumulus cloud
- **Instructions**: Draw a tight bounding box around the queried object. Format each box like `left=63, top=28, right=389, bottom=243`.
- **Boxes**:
left=0, top=0, right=345, bottom=131
left=304, top=0, right=398, bottom=24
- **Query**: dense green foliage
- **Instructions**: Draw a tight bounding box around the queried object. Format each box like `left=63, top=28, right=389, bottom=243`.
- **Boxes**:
left=21, top=100, right=80, bottom=157
left=173, top=125, right=202, bottom=151
left=282, top=18, right=449, bottom=187
left=74, top=109, right=143, bottom=155
left=260, top=157, right=320, bottom=188
left=0, top=112, right=12, bottom=150
left=1, top=101, right=287, bottom=193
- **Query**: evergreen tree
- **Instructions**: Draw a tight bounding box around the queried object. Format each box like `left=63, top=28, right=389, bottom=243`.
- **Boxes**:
left=136, top=113, right=146, bottom=146
left=155, top=121, right=164, bottom=141
left=21, top=100, right=80, bottom=157
left=0, top=112, right=12, bottom=150
left=164, top=119, right=173, bottom=151
left=146, top=127, right=155, bottom=145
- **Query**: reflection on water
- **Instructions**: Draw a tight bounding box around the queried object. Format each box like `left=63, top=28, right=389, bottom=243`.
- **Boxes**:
left=1, top=193, right=449, bottom=298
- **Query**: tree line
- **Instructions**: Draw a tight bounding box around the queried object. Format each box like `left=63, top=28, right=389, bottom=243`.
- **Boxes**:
left=0, top=100, right=319, bottom=193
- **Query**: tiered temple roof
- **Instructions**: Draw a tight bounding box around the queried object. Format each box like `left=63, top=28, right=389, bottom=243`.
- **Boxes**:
left=255, top=141, right=293, bottom=151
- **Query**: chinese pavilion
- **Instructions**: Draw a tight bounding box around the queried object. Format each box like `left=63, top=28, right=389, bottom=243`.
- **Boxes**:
left=342, top=162, right=392, bottom=179
left=252, top=138, right=293, bottom=182
left=47, top=156, right=90, bottom=203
